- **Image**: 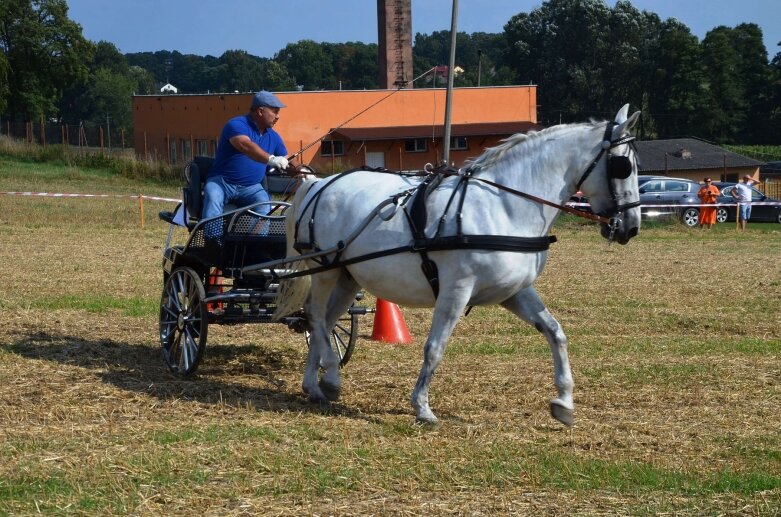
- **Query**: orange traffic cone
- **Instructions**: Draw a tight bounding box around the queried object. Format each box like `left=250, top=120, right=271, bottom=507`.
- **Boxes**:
left=371, top=299, right=412, bottom=344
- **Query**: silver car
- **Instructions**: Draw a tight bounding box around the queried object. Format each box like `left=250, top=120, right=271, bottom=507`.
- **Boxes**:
left=638, top=176, right=702, bottom=227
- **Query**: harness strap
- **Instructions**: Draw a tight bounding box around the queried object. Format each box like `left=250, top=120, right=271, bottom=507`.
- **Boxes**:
left=279, top=234, right=557, bottom=280
left=406, top=174, right=446, bottom=298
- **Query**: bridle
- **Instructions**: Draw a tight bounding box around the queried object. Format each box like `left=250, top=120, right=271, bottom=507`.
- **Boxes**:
left=433, top=120, right=639, bottom=230
left=574, top=120, right=640, bottom=239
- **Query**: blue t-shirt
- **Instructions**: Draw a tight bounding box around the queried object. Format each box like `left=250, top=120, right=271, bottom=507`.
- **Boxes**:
left=209, top=114, right=287, bottom=186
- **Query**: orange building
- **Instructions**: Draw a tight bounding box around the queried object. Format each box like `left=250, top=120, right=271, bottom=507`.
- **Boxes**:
left=132, top=85, right=540, bottom=172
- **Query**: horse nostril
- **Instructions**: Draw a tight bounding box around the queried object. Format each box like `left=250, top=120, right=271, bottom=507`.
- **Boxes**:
left=628, top=227, right=638, bottom=238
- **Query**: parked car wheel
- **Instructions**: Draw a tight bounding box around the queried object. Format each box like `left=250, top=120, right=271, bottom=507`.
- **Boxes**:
left=681, top=207, right=699, bottom=227
left=716, top=207, right=729, bottom=223
left=777, top=212, right=781, bottom=224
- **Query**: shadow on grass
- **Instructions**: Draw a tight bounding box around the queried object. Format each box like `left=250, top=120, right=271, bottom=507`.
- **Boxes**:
left=5, top=331, right=399, bottom=422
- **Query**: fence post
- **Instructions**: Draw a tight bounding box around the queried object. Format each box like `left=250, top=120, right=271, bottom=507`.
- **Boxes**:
left=138, top=194, right=145, bottom=229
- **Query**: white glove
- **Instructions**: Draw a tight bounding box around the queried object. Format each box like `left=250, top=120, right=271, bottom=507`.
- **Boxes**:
left=268, top=155, right=289, bottom=170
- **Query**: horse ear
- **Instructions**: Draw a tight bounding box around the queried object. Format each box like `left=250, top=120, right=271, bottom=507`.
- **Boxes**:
left=615, top=110, right=641, bottom=136
left=614, top=104, right=630, bottom=124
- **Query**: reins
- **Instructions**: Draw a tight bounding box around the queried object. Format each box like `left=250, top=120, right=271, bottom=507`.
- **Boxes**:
left=435, top=167, right=613, bottom=225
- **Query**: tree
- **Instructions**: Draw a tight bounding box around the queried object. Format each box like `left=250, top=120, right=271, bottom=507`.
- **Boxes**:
left=58, top=40, right=148, bottom=140
left=0, top=50, right=9, bottom=113
left=731, top=23, right=773, bottom=143
left=275, top=40, right=335, bottom=90
left=700, top=27, right=748, bottom=142
left=645, top=19, right=707, bottom=138
left=324, top=42, right=377, bottom=90
left=769, top=45, right=781, bottom=143
left=502, top=0, right=615, bottom=124
left=0, top=0, right=92, bottom=120
left=413, top=30, right=508, bottom=87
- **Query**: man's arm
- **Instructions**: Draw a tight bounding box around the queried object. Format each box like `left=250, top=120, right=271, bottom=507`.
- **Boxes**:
left=229, top=134, right=273, bottom=163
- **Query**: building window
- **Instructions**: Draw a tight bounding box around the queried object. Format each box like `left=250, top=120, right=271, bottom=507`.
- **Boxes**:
left=182, top=139, right=192, bottom=162
left=405, top=138, right=427, bottom=153
left=450, top=136, right=468, bottom=150
left=196, top=139, right=210, bottom=157
left=169, top=138, right=177, bottom=165
left=321, top=140, right=345, bottom=156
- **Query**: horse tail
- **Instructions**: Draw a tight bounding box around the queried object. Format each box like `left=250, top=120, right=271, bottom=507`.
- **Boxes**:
left=272, top=175, right=318, bottom=321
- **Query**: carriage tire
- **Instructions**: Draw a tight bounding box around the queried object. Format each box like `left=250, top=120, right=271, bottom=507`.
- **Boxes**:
left=306, top=307, right=359, bottom=368
left=159, top=266, right=209, bottom=376
left=716, top=207, right=729, bottom=223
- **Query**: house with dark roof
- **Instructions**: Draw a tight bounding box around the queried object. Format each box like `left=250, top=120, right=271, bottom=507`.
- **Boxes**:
left=635, top=138, right=763, bottom=183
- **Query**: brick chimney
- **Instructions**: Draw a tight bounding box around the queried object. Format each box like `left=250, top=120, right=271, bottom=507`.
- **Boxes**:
left=377, top=0, right=413, bottom=89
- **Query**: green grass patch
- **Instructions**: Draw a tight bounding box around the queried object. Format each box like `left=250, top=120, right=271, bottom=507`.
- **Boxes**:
left=579, top=362, right=714, bottom=385
left=0, top=294, right=157, bottom=317
left=151, top=424, right=281, bottom=446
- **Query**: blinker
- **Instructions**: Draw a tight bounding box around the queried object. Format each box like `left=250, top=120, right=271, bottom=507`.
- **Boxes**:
left=608, top=155, right=632, bottom=180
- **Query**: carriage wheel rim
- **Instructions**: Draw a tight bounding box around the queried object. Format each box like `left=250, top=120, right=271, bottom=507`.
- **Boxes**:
left=159, top=267, right=208, bottom=376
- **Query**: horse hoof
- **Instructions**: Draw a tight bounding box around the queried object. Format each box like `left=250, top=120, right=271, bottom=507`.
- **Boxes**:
left=414, top=416, right=440, bottom=428
left=550, top=401, right=574, bottom=427
left=414, top=409, right=439, bottom=427
left=318, top=379, right=340, bottom=402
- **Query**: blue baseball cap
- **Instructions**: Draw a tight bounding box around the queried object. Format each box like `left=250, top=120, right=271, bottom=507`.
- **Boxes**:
left=251, top=91, right=286, bottom=109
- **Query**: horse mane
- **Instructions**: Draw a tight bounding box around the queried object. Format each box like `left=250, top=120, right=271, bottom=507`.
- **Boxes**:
left=465, top=121, right=602, bottom=171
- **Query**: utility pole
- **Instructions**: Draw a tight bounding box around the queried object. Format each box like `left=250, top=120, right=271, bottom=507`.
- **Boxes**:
left=477, top=48, right=482, bottom=87
left=442, top=0, right=458, bottom=166
left=105, top=114, right=112, bottom=153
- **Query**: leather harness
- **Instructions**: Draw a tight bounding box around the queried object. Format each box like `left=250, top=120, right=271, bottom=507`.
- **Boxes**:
left=291, top=166, right=557, bottom=297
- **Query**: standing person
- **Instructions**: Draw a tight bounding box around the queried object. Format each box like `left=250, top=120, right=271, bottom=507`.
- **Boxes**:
left=202, top=91, right=293, bottom=228
left=697, top=177, right=720, bottom=229
left=730, top=174, right=760, bottom=230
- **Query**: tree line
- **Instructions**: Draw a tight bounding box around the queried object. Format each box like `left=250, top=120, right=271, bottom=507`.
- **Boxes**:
left=1, top=0, right=779, bottom=145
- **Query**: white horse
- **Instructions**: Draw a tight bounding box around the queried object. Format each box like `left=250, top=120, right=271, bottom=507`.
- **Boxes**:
left=275, top=105, right=641, bottom=426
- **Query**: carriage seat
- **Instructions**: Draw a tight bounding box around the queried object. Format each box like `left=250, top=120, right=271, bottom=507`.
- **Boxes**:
left=159, top=156, right=274, bottom=228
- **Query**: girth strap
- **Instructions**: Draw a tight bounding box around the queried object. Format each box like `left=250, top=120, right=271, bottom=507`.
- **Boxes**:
left=406, top=174, right=448, bottom=298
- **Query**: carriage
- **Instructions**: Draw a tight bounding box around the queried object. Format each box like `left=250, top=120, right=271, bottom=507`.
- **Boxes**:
left=157, top=157, right=365, bottom=377
left=157, top=105, right=642, bottom=427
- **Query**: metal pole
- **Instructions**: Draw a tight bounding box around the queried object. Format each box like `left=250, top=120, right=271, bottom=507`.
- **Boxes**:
left=442, top=0, right=458, bottom=166
left=477, top=48, right=482, bottom=87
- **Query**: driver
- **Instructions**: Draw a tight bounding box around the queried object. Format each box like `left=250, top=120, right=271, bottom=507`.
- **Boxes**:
left=201, top=90, right=293, bottom=223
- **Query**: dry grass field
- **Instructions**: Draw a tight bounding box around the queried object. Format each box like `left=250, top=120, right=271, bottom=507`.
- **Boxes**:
left=1, top=157, right=780, bottom=515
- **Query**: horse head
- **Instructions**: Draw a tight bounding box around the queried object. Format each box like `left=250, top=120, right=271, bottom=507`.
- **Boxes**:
left=578, top=104, right=642, bottom=245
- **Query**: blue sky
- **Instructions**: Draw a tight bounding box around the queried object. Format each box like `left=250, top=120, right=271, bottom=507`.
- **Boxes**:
left=67, top=0, right=780, bottom=59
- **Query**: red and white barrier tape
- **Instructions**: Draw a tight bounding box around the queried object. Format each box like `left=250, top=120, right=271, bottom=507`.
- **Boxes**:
left=4, top=191, right=776, bottom=209
left=0, top=191, right=179, bottom=203
left=566, top=201, right=781, bottom=208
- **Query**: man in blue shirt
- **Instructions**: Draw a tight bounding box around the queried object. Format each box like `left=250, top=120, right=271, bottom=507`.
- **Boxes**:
left=202, top=91, right=292, bottom=225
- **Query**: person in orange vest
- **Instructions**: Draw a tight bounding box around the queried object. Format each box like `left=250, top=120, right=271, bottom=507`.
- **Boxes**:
left=697, top=177, right=720, bottom=229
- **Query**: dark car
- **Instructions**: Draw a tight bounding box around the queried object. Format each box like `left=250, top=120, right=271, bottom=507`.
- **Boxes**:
left=712, top=182, right=781, bottom=224
left=637, top=176, right=702, bottom=227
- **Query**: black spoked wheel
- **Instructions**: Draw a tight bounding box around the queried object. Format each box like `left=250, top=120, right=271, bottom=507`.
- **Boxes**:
left=159, top=266, right=209, bottom=376
left=716, top=207, right=729, bottom=223
left=306, top=307, right=359, bottom=367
